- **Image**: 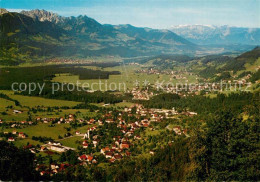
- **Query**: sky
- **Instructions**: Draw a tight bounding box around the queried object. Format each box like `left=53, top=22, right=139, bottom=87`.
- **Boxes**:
left=0, top=0, right=259, bottom=29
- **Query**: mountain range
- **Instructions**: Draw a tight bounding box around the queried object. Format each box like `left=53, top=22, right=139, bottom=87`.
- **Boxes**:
left=170, top=25, right=260, bottom=45
left=0, top=9, right=259, bottom=65
left=0, top=9, right=198, bottom=65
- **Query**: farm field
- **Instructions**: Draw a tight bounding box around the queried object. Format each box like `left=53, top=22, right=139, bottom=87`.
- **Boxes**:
left=5, top=123, right=95, bottom=140
left=0, top=98, right=15, bottom=110
left=59, top=136, right=83, bottom=148
left=11, top=138, right=42, bottom=148
left=52, top=64, right=198, bottom=91
left=0, top=90, right=90, bottom=121
left=4, top=123, right=96, bottom=151
left=0, top=90, right=82, bottom=107
left=0, top=105, right=97, bottom=121
left=93, top=101, right=134, bottom=108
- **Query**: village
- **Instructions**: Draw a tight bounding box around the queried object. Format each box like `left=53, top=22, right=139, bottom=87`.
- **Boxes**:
left=0, top=103, right=196, bottom=176
left=127, top=78, right=253, bottom=100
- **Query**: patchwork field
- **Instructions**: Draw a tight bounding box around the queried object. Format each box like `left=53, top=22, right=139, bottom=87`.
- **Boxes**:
left=52, top=64, right=199, bottom=91
left=0, top=90, right=99, bottom=121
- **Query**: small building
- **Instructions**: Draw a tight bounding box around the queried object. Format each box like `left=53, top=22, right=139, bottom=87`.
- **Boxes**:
left=120, top=141, right=130, bottom=149
left=8, top=137, right=15, bottom=142
left=13, top=110, right=22, bottom=114
left=83, top=143, right=88, bottom=149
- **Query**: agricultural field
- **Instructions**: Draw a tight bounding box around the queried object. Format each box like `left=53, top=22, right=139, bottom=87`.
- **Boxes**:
left=4, top=123, right=95, bottom=140
left=0, top=98, right=15, bottom=109
left=52, top=64, right=199, bottom=91
left=0, top=90, right=101, bottom=121
left=93, top=101, right=134, bottom=109
left=0, top=90, right=81, bottom=107
left=11, top=138, right=42, bottom=148
left=59, top=136, right=83, bottom=148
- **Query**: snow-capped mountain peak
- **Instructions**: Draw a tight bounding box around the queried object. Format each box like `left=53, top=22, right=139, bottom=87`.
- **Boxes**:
left=169, top=25, right=260, bottom=45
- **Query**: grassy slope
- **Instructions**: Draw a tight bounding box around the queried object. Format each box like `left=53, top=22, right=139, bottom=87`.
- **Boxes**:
left=0, top=90, right=81, bottom=107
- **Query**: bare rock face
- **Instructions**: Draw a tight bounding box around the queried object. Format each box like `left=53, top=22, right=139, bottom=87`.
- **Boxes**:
left=20, top=9, right=65, bottom=23
left=0, top=8, right=9, bottom=15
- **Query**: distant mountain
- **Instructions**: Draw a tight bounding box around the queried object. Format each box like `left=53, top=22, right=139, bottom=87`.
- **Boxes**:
left=170, top=25, right=260, bottom=45
left=0, top=9, right=199, bottom=64
left=20, top=10, right=197, bottom=49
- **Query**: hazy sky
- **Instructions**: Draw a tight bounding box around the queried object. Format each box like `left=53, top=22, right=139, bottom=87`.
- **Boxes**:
left=1, top=0, right=259, bottom=28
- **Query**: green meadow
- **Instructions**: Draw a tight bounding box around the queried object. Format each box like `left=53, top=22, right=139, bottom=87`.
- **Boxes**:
left=0, top=90, right=99, bottom=121
left=59, top=136, right=83, bottom=148
left=5, top=123, right=95, bottom=140
left=0, top=90, right=81, bottom=107
left=52, top=64, right=198, bottom=91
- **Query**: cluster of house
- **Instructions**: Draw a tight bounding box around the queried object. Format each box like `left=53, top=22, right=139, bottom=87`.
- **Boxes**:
left=45, top=58, right=109, bottom=65
left=171, top=126, right=189, bottom=136
left=37, top=114, right=76, bottom=124
left=78, top=154, right=97, bottom=164
left=99, top=135, right=132, bottom=163
left=135, top=68, right=189, bottom=77
left=1, top=102, right=195, bottom=177
left=37, top=154, right=96, bottom=175
left=36, top=163, right=71, bottom=176
left=130, top=88, right=154, bottom=100
left=45, top=58, right=88, bottom=64
left=117, top=118, right=150, bottom=137
left=128, top=62, right=140, bottom=66
left=8, top=121, right=35, bottom=129
left=124, top=104, right=179, bottom=119
left=37, top=114, right=108, bottom=126
left=6, top=131, right=27, bottom=142
left=232, top=79, right=252, bottom=86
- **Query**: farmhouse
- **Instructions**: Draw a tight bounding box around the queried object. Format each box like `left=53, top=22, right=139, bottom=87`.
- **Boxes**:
left=105, top=152, right=113, bottom=158
left=172, top=126, right=182, bottom=135
left=83, top=143, right=88, bottom=148
left=8, top=137, right=15, bottom=142
left=78, top=154, right=94, bottom=162
left=100, top=147, right=110, bottom=154
left=17, top=132, right=26, bottom=138
left=120, top=141, right=130, bottom=149
left=13, top=110, right=22, bottom=114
